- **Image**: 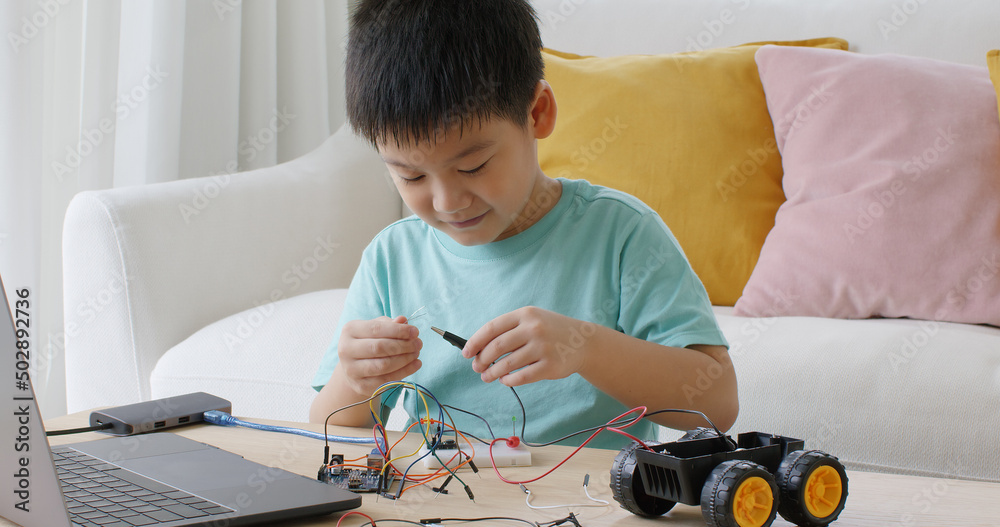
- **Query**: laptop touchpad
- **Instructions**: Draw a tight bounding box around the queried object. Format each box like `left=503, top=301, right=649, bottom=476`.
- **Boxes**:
left=117, top=448, right=296, bottom=492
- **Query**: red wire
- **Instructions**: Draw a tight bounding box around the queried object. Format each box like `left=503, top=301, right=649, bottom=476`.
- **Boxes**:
left=336, top=511, right=375, bottom=526
left=490, top=406, right=649, bottom=485
left=607, top=428, right=650, bottom=448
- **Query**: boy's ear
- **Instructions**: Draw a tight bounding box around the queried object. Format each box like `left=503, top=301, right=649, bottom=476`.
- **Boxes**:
left=529, top=80, right=557, bottom=140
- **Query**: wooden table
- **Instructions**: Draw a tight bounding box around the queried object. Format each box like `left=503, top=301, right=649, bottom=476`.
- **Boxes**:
left=5, top=412, right=1000, bottom=526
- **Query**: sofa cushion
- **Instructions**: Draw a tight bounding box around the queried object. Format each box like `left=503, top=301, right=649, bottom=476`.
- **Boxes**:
left=735, top=46, right=1000, bottom=326
left=715, top=306, right=1000, bottom=482
left=537, top=38, right=848, bottom=306
left=150, top=289, right=348, bottom=423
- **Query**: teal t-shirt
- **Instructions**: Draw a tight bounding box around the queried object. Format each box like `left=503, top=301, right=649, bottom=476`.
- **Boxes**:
left=312, top=178, right=727, bottom=449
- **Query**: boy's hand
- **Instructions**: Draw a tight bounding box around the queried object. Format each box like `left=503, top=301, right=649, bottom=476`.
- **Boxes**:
left=462, top=306, right=598, bottom=387
left=338, top=315, right=422, bottom=396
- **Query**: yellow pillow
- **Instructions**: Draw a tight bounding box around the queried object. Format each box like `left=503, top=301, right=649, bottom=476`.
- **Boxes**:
left=538, top=38, right=848, bottom=306
left=989, top=50, right=1000, bottom=123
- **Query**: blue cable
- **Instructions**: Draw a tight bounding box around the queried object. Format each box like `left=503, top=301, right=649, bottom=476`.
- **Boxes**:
left=203, top=410, right=382, bottom=448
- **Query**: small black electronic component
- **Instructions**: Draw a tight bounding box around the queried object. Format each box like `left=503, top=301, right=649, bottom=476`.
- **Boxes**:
left=318, top=452, right=398, bottom=495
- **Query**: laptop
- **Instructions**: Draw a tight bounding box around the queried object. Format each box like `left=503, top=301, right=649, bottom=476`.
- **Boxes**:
left=0, top=275, right=361, bottom=526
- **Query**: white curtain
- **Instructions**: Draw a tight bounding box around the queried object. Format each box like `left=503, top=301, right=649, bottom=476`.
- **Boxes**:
left=0, top=0, right=350, bottom=417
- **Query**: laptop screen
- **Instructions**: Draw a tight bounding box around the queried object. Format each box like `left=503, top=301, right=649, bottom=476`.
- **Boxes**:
left=1, top=275, right=362, bottom=527
left=1, top=277, right=73, bottom=526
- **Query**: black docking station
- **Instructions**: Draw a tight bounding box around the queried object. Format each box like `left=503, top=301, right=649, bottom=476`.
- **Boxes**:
left=89, top=392, right=232, bottom=436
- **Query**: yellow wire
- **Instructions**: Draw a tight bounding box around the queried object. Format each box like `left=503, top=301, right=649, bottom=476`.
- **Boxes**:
left=367, top=382, right=434, bottom=482
left=369, top=382, right=433, bottom=431
left=356, top=381, right=482, bottom=498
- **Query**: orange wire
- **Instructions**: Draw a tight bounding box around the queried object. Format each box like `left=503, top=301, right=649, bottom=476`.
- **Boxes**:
left=380, top=417, right=479, bottom=497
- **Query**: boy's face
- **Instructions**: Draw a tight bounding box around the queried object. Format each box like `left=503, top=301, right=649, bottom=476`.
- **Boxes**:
left=377, top=83, right=559, bottom=246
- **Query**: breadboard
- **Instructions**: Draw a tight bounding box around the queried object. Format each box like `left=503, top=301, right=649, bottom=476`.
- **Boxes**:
left=419, top=442, right=531, bottom=469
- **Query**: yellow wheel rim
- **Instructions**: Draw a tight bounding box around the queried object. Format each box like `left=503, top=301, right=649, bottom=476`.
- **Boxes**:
left=804, top=465, right=843, bottom=518
left=732, top=476, right=773, bottom=527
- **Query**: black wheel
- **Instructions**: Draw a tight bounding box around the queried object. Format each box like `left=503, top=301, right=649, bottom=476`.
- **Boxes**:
left=776, top=450, right=848, bottom=527
left=701, top=460, right=779, bottom=527
left=610, top=441, right=676, bottom=517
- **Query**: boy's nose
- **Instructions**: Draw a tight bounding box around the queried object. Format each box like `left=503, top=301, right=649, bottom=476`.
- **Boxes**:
left=432, top=181, right=472, bottom=213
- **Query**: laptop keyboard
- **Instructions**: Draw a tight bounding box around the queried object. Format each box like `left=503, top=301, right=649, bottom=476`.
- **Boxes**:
left=53, top=446, right=235, bottom=527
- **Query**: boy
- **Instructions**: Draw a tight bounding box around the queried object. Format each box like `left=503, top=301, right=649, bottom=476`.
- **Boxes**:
left=309, top=0, right=737, bottom=449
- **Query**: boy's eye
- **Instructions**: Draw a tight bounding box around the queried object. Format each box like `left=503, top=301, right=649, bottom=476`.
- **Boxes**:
left=460, top=159, right=490, bottom=175
left=398, top=174, right=424, bottom=185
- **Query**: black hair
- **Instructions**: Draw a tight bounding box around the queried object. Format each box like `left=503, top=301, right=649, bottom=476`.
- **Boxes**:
left=346, top=0, right=544, bottom=147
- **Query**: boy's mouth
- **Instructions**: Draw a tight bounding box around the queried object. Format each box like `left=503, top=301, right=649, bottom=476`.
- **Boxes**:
left=446, top=212, right=487, bottom=229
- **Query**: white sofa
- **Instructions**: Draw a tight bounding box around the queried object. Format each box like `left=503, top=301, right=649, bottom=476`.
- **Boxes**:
left=63, top=0, right=1000, bottom=483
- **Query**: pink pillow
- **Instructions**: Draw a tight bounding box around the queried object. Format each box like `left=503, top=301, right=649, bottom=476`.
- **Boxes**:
left=734, top=46, right=1000, bottom=326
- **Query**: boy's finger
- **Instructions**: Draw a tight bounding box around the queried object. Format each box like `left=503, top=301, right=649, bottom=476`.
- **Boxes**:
left=370, top=337, right=422, bottom=359
left=497, top=361, right=542, bottom=388
left=359, top=358, right=423, bottom=393
left=480, top=346, right=532, bottom=383
left=357, top=351, right=421, bottom=379
left=464, top=312, right=520, bottom=358
left=346, top=317, right=418, bottom=340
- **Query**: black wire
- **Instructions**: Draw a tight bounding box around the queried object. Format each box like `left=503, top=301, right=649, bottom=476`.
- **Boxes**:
left=508, top=384, right=641, bottom=447
left=446, top=381, right=725, bottom=449
left=46, top=422, right=114, bottom=436
left=520, top=405, right=722, bottom=448
left=441, top=404, right=497, bottom=443
left=644, top=408, right=723, bottom=436
left=422, top=517, right=537, bottom=526
left=509, top=386, right=528, bottom=440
